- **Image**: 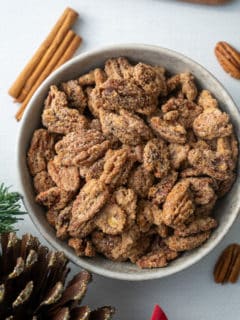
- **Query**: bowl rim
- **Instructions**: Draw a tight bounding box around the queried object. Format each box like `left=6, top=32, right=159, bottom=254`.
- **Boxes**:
left=17, top=43, right=240, bottom=281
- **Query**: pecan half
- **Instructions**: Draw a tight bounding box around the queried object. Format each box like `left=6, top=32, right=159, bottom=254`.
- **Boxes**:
left=215, top=41, right=240, bottom=79
left=214, top=243, right=240, bottom=284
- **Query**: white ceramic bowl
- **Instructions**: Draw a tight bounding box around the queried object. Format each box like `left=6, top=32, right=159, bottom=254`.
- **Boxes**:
left=18, top=44, right=240, bottom=281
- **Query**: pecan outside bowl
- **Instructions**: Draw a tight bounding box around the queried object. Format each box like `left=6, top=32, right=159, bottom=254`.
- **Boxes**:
left=18, top=44, right=240, bottom=281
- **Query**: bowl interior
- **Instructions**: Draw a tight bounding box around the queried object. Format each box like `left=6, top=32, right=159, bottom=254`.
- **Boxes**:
left=18, top=44, right=240, bottom=280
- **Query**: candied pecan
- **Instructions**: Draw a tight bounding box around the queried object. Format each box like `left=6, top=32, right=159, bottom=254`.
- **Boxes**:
left=180, top=167, right=203, bottom=178
left=44, top=85, right=68, bottom=110
left=80, top=157, right=105, bottom=181
left=193, top=107, right=232, bottom=140
left=91, top=231, right=127, bottom=262
left=155, top=224, right=170, bottom=238
left=162, top=180, right=195, bottom=227
left=229, top=133, right=238, bottom=169
left=42, top=104, right=88, bottom=135
left=111, top=226, right=141, bottom=260
left=89, top=118, right=102, bottom=131
left=194, top=196, right=217, bottom=218
left=198, top=90, right=218, bottom=110
left=74, top=140, right=110, bottom=167
left=167, top=73, right=198, bottom=101
left=137, top=249, right=168, bottom=268
left=137, top=242, right=178, bottom=268
left=46, top=209, right=58, bottom=227
left=165, top=232, right=210, bottom=252
left=143, top=138, right=170, bottom=178
left=133, top=62, right=167, bottom=96
left=61, top=80, right=87, bottom=112
left=69, top=219, right=96, bottom=238
left=100, top=109, right=153, bottom=145
left=55, top=129, right=109, bottom=167
left=137, top=200, right=154, bottom=233
left=91, top=78, right=157, bottom=116
left=148, top=171, right=178, bottom=205
left=100, top=148, right=129, bottom=186
left=169, top=143, right=190, bottom=169
left=189, top=139, right=211, bottom=151
left=162, top=98, right=202, bottom=129
left=216, top=172, right=236, bottom=198
left=105, top=57, right=133, bottom=80
left=69, top=179, right=109, bottom=232
left=27, top=129, right=55, bottom=176
left=127, top=235, right=151, bottom=263
left=36, top=187, right=73, bottom=210
left=137, top=200, right=163, bottom=233
left=68, top=238, right=96, bottom=257
left=79, top=68, right=107, bottom=86
left=188, top=149, right=231, bottom=180
left=95, top=201, right=126, bottom=235
left=186, top=177, right=216, bottom=205
left=33, top=171, right=55, bottom=193
left=128, top=165, right=154, bottom=198
left=150, top=117, right=187, bottom=144
left=126, top=144, right=144, bottom=163
left=85, top=86, right=100, bottom=117
left=217, top=136, right=236, bottom=171
left=174, top=217, right=217, bottom=237
left=114, top=187, right=137, bottom=228
left=55, top=203, right=72, bottom=239
left=48, top=157, right=80, bottom=192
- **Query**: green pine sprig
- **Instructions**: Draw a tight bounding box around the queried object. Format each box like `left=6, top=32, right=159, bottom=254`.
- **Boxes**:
left=0, top=183, right=26, bottom=234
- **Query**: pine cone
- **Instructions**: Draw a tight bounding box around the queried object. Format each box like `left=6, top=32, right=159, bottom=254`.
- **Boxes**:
left=0, top=233, right=115, bottom=320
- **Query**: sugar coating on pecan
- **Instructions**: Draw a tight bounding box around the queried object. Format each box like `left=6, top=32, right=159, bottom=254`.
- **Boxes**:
left=137, top=242, right=178, bottom=268
left=165, top=232, right=211, bottom=252
left=68, top=238, right=96, bottom=257
left=55, top=129, right=109, bottom=167
left=148, top=171, right=178, bottom=205
left=79, top=68, right=107, bottom=87
left=162, top=180, right=195, bottom=227
left=128, top=165, right=154, bottom=198
left=174, top=217, right=217, bottom=237
left=42, top=86, right=88, bottom=135
left=61, top=80, right=87, bottom=113
left=193, top=108, right=232, bottom=140
left=27, top=57, right=238, bottom=269
left=48, top=156, right=80, bottom=192
left=69, top=179, right=109, bottom=234
left=55, top=202, right=72, bottom=240
left=114, top=187, right=137, bottom=229
left=167, top=73, right=198, bottom=101
left=100, top=148, right=130, bottom=187
left=100, top=109, right=153, bottom=145
left=150, top=117, right=187, bottom=144
left=95, top=201, right=126, bottom=235
left=36, top=187, right=73, bottom=210
left=91, top=78, right=158, bottom=116
left=198, top=90, right=218, bottom=110
left=188, top=148, right=232, bottom=180
left=27, top=129, right=55, bottom=176
left=169, top=143, right=190, bottom=169
left=143, top=138, right=170, bottom=178
left=162, top=98, right=202, bottom=128
left=33, top=171, right=55, bottom=193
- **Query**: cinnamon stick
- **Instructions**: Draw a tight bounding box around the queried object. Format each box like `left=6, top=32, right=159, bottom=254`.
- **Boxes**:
left=15, top=32, right=81, bottom=121
left=8, top=7, right=78, bottom=100
left=54, top=34, right=82, bottom=70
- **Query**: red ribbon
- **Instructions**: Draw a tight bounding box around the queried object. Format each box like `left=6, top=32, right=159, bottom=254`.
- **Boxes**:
left=151, top=304, right=168, bottom=320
